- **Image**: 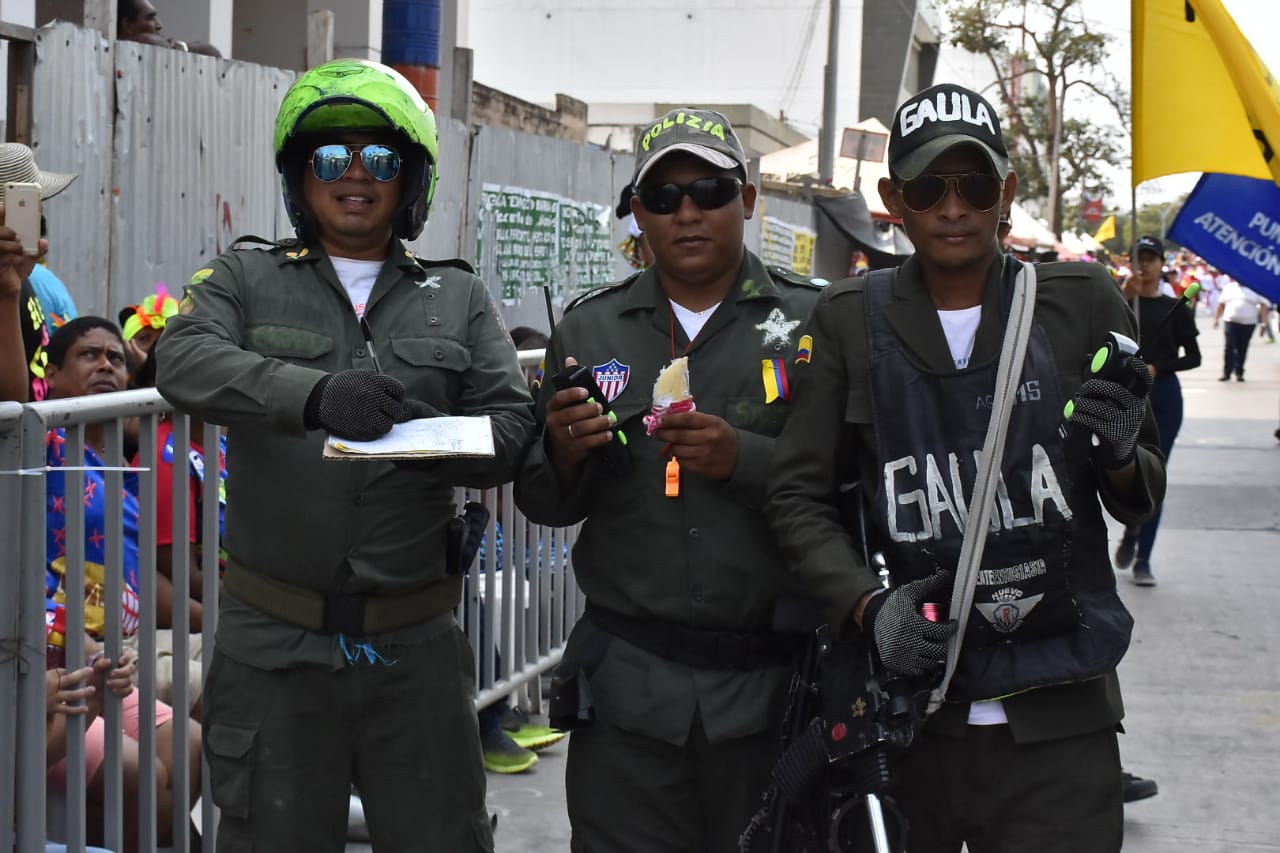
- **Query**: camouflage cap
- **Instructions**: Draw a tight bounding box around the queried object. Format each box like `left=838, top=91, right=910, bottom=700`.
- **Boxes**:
left=633, top=108, right=748, bottom=186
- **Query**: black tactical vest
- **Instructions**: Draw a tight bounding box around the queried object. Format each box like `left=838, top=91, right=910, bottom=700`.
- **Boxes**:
left=863, top=267, right=1132, bottom=701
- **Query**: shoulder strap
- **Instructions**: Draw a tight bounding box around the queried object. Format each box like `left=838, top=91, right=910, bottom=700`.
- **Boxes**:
left=929, top=260, right=1039, bottom=715
left=416, top=257, right=477, bottom=275
left=766, top=265, right=831, bottom=289
left=564, top=271, right=642, bottom=313
left=229, top=234, right=300, bottom=250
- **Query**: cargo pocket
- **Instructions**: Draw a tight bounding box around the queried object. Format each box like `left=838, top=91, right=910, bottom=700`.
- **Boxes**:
left=205, top=723, right=257, bottom=820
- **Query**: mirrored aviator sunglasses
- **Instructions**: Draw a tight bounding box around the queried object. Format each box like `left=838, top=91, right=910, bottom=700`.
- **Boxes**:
left=899, top=172, right=1002, bottom=213
left=637, top=177, right=742, bottom=215
left=310, top=143, right=402, bottom=183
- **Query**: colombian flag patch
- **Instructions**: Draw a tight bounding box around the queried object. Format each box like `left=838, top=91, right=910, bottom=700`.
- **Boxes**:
left=762, top=357, right=790, bottom=403
left=795, top=334, right=813, bottom=365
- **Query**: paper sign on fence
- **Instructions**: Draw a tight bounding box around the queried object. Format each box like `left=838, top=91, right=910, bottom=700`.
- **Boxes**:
left=323, top=416, right=495, bottom=460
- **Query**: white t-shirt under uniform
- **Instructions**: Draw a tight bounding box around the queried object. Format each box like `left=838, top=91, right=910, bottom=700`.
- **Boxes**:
left=330, top=257, right=384, bottom=318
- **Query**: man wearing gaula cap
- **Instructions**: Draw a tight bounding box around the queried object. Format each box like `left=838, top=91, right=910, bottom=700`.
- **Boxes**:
left=516, top=107, right=830, bottom=851
left=769, top=83, right=1166, bottom=850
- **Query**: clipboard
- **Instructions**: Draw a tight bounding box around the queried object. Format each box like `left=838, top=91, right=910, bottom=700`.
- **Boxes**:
left=322, top=415, right=496, bottom=461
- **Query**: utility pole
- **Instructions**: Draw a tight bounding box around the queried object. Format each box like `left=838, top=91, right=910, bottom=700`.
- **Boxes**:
left=818, top=0, right=840, bottom=184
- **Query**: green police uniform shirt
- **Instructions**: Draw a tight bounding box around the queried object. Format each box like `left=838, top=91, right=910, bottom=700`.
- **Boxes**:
left=515, top=249, right=825, bottom=746
left=768, top=255, right=1166, bottom=742
left=156, top=241, right=535, bottom=669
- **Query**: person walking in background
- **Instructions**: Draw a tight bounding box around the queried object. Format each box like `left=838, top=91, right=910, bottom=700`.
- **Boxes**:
left=1214, top=276, right=1266, bottom=381
left=1113, top=236, right=1201, bottom=587
left=156, top=59, right=533, bottom=852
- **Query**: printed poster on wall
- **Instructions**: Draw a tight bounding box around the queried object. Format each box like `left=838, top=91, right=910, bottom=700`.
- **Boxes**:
left=476, top=184, right=613, bottom=304
left=761, top=215, right=817, bottom=275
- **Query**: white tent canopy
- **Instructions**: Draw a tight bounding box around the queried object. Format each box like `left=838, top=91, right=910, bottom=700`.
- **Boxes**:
left=1005, top=202, right=1058, bottom=251
left=759, top=117, right=895, bottom=215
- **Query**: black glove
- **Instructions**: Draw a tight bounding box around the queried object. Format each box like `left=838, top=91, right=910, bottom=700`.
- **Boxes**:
left=1070, top=359, right=1152, bottom=469
left=403, top=399, right=445, bottom=420
left=304, top=369, right=414, bottom=440
left=861, top=572, right=957, bottom=678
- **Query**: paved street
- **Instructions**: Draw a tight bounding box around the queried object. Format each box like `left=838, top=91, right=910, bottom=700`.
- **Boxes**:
left=353, top=305, right=1280, bottom=852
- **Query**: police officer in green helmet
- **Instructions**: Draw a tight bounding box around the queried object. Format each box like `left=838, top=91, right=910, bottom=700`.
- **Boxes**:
left=157, top=59, right=533, bottom=852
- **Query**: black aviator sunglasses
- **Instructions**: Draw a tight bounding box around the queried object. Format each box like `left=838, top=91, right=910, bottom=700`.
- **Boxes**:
left=636, top=177, right=743, bottom=215
left=897, top=172, right=1003, bottom=214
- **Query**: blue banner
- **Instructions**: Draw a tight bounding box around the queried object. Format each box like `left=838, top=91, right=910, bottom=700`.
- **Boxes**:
left=1168, top=173, right=1280, bottom=303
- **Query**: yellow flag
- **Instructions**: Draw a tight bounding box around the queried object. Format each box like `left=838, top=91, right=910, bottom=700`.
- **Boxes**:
left=1133, top=0, right=1280, bottom=186
left=1094, top=215, right=1116, bottom=243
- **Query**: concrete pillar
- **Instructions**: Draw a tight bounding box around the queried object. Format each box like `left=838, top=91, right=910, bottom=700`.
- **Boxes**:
left=311, top=0, right=379, bottom=61
left=233, top=0, right=380, bottom=71
left=435, top=0, right=456, bottom=124
left=232, top=0, right=305, bottom=70
left=156, top=0, right=233, bottom=58
left=0, top=0, right=37, bottom=140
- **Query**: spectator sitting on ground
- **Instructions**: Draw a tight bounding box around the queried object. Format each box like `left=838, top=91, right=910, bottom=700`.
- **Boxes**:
left=45, top=655, right=124, bottom=853
left=470, top=325, right=565, bottom=773
left=43, top=316, right=201, bottom=852
left=127, top=346, right=225, bottom=721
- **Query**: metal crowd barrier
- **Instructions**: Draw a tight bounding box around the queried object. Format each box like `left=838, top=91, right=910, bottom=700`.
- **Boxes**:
left=1, top=347, right=583, bottom=852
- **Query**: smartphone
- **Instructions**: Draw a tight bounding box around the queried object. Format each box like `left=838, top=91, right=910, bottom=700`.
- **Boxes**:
left=4, top=181, right=42, bottom=256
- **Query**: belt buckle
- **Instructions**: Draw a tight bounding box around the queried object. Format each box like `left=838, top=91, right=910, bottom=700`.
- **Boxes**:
left=323, top=592, right=366, bottom=635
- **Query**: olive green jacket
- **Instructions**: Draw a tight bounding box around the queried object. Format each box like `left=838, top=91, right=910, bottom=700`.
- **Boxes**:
left=515, top=250, right=825, bottom=746
left=768, top=254, right=1166, bottom=743
left=156, top=240, right=534, bottom=667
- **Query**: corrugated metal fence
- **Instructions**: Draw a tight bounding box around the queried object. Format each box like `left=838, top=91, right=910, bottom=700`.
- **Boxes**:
left=31, top=20, right=644, bottom=326
left=0, top=352, right=582, bottom=853
left=32, top=21, right=808, bottom=332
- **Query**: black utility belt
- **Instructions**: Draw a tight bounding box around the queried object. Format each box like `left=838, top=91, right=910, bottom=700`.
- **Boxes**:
left=223, top=557, right=463, bottom=636
left=586, top=602, right=802, bottom=671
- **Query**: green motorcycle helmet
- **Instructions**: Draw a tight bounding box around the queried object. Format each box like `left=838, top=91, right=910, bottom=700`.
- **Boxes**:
left=274, top=59, right=439, bottom=241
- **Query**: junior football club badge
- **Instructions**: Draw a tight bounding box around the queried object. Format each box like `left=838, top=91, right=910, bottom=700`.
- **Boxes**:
left=592, top=359, right=631, bottom=403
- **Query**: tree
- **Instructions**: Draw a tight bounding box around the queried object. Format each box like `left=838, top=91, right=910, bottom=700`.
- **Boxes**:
left=938, top=0, right=1127, bottom=237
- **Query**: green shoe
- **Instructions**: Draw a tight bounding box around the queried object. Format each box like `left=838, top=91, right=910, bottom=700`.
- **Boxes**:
left=502, top=706, right=567, bottom=752
left=482, top=728, right=539, bottom=774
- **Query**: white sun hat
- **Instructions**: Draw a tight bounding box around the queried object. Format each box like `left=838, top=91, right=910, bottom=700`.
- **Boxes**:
left=0, top=143, right=77, bottom=202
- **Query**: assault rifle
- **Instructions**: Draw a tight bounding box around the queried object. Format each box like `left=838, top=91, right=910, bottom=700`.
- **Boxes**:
left=742, top=478, right=941, bottom=853
left=739, top=597, right=938, bottom=853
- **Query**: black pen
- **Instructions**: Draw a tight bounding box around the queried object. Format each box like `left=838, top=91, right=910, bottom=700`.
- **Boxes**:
left=359, top=316, right=383, bottom=372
